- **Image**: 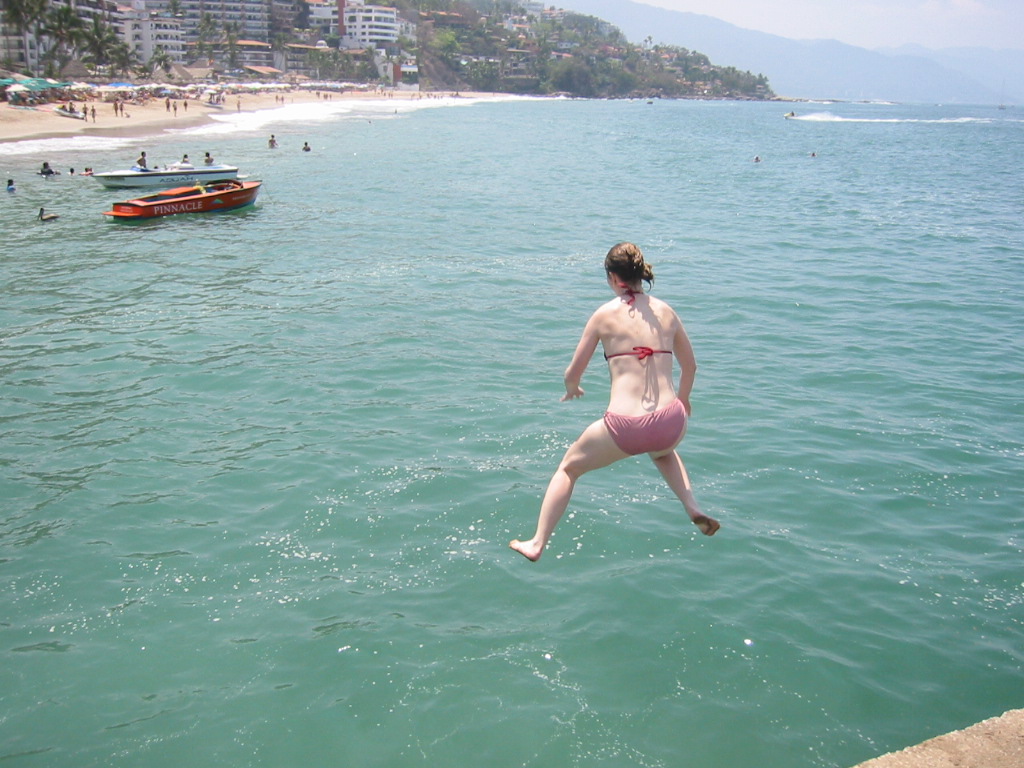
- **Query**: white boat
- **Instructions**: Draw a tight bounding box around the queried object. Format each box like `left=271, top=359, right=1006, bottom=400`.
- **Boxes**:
left=92, top=163, right=240, bottom=189
left=54, top=105, right=87, bottom=120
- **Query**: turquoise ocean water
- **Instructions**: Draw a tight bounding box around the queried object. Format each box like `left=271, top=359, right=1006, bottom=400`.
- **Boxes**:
left=1, top=96, right=1022, bottom=767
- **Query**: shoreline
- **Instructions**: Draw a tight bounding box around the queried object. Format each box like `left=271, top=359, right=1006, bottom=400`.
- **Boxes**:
left=1, top=91, right=803, bottom=149
left=0, top=89, right=493, bottom=146
left=1, top=90, right=290, bottom=145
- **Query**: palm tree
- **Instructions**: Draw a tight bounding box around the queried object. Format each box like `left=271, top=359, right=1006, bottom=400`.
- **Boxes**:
left=195, top=13, right=218, bottom=63
left=308, top=47, right=340, bottom=80
left=223, top=21, right=239, bottom=69
left=80, top=16, right=120, bottom=73
left=39, top=4, right=85, bottom=77
left=149, top=45, right=174, bottom=77
left=109, top=41, right=139, bottom=78
left=3, top=0, right=49, bottom=74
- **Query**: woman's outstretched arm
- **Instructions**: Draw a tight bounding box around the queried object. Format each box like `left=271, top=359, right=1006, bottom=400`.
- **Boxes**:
left=561, top=313, right=602, bottom=401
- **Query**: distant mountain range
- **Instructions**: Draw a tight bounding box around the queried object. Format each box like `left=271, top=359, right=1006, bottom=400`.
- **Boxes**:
left=563, top=0, right=1024, bottom=104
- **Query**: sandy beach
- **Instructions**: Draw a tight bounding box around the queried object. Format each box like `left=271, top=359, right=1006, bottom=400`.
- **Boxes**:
left=0, top=88, right=480, bottom=145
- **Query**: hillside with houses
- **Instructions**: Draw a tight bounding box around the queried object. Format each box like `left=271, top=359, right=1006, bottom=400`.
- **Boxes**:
left=1, top=0, right=774, bottom=99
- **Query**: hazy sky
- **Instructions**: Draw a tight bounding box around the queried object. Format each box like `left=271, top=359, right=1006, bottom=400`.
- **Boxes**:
left=641, top=0, right=1023, bottom=50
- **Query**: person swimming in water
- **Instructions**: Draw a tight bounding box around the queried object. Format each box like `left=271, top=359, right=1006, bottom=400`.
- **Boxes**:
left=510, top=242, right=719, bottom=562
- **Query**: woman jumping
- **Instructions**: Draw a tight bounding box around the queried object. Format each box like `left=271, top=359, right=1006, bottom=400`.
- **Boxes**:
left=510, top=242, right=719, bottom=562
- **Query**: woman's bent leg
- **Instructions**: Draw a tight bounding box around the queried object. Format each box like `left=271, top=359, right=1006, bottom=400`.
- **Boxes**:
left=510, top=419, right=628, bottom=562
left=651, top=450, right=720, bottom=536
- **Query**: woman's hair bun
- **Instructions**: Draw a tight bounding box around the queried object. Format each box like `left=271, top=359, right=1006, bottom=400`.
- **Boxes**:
left=605, top=242, right=654, bottom=285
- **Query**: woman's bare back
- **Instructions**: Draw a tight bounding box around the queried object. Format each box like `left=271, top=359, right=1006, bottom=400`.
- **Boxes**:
left=595, top=294, right=685, bottom=415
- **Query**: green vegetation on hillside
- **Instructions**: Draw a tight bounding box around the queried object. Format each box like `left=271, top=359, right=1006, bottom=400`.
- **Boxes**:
left=399, top=0, right=773, bottom=98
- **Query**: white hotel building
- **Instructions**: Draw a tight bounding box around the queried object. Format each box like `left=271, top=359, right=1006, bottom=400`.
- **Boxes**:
left=337, top=0, right=414, bottom=49
left=123, top=1, right=185, bottom=63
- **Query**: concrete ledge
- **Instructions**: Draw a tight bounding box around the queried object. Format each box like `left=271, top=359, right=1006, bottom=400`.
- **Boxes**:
left=852, top=709, right=1024, bottom=768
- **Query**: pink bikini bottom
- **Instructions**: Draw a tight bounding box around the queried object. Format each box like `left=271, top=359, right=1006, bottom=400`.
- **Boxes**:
left=603, top=399, right=687, bottom=456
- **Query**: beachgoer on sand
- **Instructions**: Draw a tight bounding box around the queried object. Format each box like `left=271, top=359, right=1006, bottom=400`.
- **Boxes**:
left=510, top=242, right=720, bottom=562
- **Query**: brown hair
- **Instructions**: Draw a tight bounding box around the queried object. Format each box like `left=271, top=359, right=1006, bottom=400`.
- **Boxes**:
left=605, top=242, right=654, bottom=286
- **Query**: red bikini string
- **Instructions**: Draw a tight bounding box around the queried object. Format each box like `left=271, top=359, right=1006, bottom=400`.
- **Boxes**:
left=619, top=283, right=640, bottom=305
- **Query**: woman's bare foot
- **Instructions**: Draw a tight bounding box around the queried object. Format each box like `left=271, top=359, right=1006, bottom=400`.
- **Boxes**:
left=692, top=515, right=720, bottom=536
left=509, top=539, right=543, bottom=562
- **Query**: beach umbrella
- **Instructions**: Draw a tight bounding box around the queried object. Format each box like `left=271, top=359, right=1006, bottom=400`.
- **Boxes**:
left=16, top=77, right=70, bottom=91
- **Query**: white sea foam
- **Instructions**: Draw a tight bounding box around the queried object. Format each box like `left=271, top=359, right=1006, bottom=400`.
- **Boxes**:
left=0, top=133, right=140, bottom=157
left=788, top=111, right=997, bottom=124
left=170, top=97, right=425, bottom=138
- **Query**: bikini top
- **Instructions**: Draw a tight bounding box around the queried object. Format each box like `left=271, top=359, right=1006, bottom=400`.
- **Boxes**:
left=605, top=346, right=671, bottom=361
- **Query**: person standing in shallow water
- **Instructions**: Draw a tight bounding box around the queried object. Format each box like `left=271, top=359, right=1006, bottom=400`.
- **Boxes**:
left=510, top=242, right=719, bottom=562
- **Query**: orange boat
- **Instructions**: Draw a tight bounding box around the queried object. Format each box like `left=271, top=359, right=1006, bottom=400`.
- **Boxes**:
left=103, top=179, right=261, bottom=219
